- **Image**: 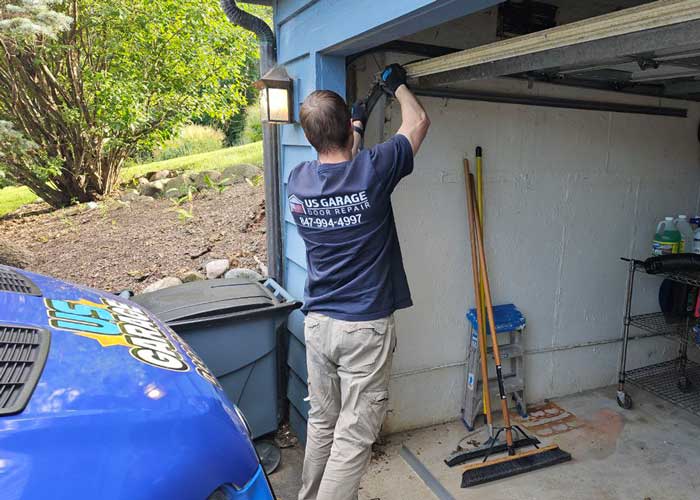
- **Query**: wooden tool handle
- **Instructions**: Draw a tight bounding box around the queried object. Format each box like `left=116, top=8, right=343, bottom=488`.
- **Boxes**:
left=464, top=159, right=492, bottom=424
left=468, top=172, right=514, bottom=447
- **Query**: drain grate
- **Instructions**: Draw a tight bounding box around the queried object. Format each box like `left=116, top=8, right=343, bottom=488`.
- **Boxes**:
left=0, top=325, right=50, bottom=415
left=626, top=358, right=700, bottom=416
left=0, top=266, right=41, bottom=296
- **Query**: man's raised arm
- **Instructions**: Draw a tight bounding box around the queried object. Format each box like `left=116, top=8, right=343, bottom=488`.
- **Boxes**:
left=381, top=64, right=430, bottom=155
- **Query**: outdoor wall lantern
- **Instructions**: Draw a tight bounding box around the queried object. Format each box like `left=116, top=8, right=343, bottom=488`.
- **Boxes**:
left=255, top=65, right=294, bottom=124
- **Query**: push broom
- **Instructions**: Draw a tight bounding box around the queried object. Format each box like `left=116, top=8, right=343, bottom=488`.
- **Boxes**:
left=446, top=157, right=538, bottom=467
left=460, top=170, right=572, bottom=487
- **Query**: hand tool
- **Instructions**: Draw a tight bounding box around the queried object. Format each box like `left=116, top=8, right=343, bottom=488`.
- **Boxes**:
left=460, top=171, right=571, bottom=487
left=353, top=66, right=403, bottom=150
left=475, top=146, right=487, bottom=422
left=465, top=158, right=493, bottom=437
left=447, top=159, right=537, bottom=467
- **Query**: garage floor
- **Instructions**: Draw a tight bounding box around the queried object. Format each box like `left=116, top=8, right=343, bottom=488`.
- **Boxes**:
left=270, top=385, right=700, bottom=499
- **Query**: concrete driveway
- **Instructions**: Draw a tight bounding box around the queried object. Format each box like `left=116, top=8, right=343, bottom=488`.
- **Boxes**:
left=271, top=385, right=700, bottom=499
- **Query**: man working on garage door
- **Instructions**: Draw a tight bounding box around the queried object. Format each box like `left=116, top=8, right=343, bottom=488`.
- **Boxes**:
left=287, top=64, right=430, bottom=500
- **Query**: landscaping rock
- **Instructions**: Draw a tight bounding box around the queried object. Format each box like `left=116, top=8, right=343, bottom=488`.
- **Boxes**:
left=221, top=164, right=261, bottom=184
left=180, top=270, right=206, bottom=283
left=141, top=276, right=182, bottom=294
left=254, top=255, right=268, bottom=276
left=163, top=174, right=193, bottom=193
left=137, top=179, right=164, bottom=197
left=191, top=170, right=222, bottom=190
left=148, top=169, right=172, bottom=181
left=224, top=268, right=263, bottom=281
left=219, top=173, right=243, bottom=186
left=86, top=201, right=99, bottom=210
left=164, top=188, right=181, bottom=199
left=205, top=258, right=230, bottom=279
left=120, top=189, right=140, bottom=202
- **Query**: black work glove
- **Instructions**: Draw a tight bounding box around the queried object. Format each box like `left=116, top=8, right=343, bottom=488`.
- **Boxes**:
left=351, top=100, right=367, bottom=126
left=380, top=63, right=407, bottom=96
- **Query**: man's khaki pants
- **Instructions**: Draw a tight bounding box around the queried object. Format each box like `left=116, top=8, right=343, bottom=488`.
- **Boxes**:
left=298, top=312, right=396, bottom=500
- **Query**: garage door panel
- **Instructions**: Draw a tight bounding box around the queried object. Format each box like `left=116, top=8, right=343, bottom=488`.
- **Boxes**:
left=406, top=1, right=700, bottom=87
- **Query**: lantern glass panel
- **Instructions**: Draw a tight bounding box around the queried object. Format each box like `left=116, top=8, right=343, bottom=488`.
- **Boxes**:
left=268, top=88, right=289, bottom=122
left=259, top=88, right=269, bottom=122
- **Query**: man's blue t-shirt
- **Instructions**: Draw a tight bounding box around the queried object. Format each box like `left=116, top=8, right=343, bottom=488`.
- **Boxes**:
left=287, top=134, right=414, bottom=321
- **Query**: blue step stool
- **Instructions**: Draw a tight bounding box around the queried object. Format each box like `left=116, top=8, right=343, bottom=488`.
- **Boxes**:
left=462, top=303, right=527, bottom=430
left=467, top=303, right=526, bottom=333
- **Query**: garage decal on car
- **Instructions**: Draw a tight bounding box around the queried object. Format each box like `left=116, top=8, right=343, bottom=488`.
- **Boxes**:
left=169, top=331, right=222, bottom=389
left=45, top=297, right=190, bottom=372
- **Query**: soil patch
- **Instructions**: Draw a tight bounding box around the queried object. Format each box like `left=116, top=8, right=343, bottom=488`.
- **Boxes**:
left=0, top=184, right=266, bottom=293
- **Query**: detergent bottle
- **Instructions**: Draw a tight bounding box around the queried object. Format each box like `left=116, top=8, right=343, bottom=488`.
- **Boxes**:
left=652, top=217, right=681, bottom=256
left=676, top=215, right=694, bottom=252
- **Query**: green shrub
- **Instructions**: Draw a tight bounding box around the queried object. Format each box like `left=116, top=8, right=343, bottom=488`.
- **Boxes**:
left=153, top=125, right=225, bottom=161
left=240, top=103, right=263, bottom=145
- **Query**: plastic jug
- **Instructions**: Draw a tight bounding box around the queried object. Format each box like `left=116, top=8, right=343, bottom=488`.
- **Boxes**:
left=676, top=215, right=694, bottom=252
left=652, top=217, right=682, bottom=256
left=694, top=227, right=700, bottom=254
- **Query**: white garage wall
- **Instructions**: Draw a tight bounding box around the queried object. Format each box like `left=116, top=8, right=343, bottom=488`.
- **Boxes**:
left=376, top=78, right=700, bottom=432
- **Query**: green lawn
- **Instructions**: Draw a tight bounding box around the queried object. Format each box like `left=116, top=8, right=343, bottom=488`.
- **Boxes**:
left=122, top=140, right=263, bottom=180
left=0, top=185, right=38, bottom=217
left=0, top=141, right=263, bottom=217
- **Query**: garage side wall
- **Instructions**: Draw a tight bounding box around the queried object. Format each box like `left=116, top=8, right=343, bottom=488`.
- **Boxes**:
left=381, top=79, right=700, bottom=432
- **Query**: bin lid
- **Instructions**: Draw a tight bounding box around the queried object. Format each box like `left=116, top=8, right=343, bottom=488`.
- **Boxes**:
left=132, top=278, right=301, bottom=326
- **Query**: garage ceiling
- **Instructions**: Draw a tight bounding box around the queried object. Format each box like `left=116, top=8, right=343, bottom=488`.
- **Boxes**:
left=405, top=0, right=700, bottom=102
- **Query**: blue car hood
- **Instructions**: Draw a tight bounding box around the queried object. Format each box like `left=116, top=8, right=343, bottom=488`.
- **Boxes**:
left=0, top=267, right=260, bottom=500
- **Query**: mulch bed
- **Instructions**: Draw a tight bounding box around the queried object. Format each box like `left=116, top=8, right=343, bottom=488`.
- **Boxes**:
left=0, top=183, right=267, bottom=293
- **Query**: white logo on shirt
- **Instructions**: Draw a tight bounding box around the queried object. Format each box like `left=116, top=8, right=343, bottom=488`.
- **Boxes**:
left=290, top=191, right=371, bottom=229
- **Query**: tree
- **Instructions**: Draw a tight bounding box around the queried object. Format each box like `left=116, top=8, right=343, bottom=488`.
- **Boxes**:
left=0, top=0, right=264, bottom=207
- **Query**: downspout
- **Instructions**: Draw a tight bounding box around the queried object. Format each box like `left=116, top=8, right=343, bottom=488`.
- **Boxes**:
left=221, top=0, right=283, bottom=282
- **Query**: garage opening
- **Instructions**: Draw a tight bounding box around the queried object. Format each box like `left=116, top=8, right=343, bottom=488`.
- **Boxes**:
left=340, top=1, right=700, bottom=494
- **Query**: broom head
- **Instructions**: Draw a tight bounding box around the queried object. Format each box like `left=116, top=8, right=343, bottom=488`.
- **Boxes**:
left=461, top=444, right=571, bottom=487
